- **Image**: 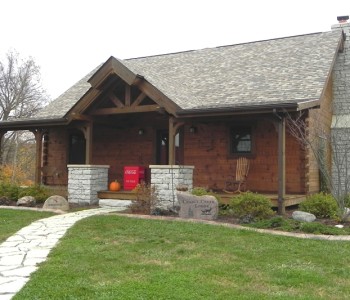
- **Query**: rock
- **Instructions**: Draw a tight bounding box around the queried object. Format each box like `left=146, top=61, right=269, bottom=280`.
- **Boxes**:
left=99, top=199, right=132, bottom=209
left=342, top=207, right=350, bottom=221
left=0, top=196, right=11, bottom=206
left=176, top=184, right=188, bottom=191
left=17, top=196, right=36, bottom=207
left=43, top=195, right=69, bottom=211
left=177, top=191, right=218, bottom=220
left=292, top=211, right=316, bottom=222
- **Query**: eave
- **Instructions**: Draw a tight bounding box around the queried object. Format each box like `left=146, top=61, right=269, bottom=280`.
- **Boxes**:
left=0, top=118, right=69, bottom=131
left=175, top=99, right=320, bottom=118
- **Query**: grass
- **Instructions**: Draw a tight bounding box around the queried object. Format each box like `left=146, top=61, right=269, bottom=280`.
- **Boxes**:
left=14, top=215, right=350, bottom=299
left=0, top=208, right=55, bottom=242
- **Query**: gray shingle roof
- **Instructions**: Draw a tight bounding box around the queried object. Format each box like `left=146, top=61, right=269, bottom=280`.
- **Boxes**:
left=123, top=30, right=341, bottom=111
left=34, top=30, right=342, bottom=119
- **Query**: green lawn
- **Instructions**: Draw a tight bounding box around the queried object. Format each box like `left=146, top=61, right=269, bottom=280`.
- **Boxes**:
left=14, top=215, right=350, bottom=300
left=0, top=208, right=55, bottom=242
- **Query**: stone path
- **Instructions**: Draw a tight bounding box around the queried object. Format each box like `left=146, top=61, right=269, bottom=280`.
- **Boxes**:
left=0, top=207, right=125, bottom=300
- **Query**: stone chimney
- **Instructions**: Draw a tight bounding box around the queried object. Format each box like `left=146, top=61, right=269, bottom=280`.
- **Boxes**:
left=331, top=16, right=350, bottom=115
left=331, top=16, right=350, bottom=199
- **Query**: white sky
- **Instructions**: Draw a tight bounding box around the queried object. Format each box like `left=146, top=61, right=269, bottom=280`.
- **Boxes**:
left=1, top=0, right=349, bottom=100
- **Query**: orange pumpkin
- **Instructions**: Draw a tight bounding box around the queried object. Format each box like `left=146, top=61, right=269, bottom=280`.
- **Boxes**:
left=109, top=180, right=121, bottom=191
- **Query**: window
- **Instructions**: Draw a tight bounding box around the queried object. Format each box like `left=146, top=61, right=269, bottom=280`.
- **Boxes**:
left=230, top=126, right=252, bottom=155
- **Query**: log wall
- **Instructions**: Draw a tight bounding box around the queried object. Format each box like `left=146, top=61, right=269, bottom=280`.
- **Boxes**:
left=45, top=115, right=309, bottom=194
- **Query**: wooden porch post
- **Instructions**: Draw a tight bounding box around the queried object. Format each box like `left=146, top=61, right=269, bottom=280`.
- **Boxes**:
left=31, top=130, right=43, bottom=185
left=83, top=122, right=93, bottom=164
left=168, top=117, right=184, bottom=165
left=277, top=115, right=286, bottom=215
left=0, top=130, right=7, bottom=165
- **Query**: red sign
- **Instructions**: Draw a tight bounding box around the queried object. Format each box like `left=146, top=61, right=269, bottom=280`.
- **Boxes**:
left=123, top=166, right=146, bottom=190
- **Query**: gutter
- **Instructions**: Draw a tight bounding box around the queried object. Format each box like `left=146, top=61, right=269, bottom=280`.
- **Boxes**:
left=175, top=102, right=300, bottom=118
left=175, top=98, right=320, bottom=118
left=0, top=118, right=69, bottom=130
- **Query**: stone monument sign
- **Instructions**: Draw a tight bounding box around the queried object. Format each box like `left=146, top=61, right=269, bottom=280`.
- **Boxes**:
left=43, top=195, right=69, bottom=211
left=177, top=191, right=218, bottom=220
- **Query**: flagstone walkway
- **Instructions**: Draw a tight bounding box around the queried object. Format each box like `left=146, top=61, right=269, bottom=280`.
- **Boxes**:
left=0, top=207, right=125, bottom=300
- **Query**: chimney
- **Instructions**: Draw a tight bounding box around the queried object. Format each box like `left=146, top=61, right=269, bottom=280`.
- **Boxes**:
left=337, top=16, right=349, bottom=23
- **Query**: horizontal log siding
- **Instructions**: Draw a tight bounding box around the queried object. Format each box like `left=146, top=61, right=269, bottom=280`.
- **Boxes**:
left=45, top=129, right=68, bottom=185
left=45, top=115, right=310, bottom=194
left=92, top=125, right=153, bottom=184
left=183, top=119, right=306, bottom=194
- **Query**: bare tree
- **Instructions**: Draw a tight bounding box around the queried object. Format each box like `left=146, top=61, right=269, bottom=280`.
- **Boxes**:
left=0, top=50, right=49, bottom=170
left=287, top=110, right=350, bottom=219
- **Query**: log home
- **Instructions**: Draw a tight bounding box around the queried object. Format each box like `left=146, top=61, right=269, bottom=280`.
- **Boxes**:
left=1, top=17, right=349, bottom=211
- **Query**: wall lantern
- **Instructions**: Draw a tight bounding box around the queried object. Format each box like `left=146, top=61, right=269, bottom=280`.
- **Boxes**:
left=138, top=129, right=145, bottom=135
left=189, top=126, right=197, bottom=134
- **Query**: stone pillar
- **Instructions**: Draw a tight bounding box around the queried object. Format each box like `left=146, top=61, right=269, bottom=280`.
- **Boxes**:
left=68, top=165, right=109, bottom=205
left=149, top=165, right=194, bottom=209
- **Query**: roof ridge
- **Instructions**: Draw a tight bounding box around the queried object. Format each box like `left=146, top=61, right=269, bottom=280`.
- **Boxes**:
left=124, top=31, right=329, bottom=61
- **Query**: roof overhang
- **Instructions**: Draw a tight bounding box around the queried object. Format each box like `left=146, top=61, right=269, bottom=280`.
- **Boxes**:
left=175, top=99, right=320, bottom=118
left=0, top=118, right=69, bottom=131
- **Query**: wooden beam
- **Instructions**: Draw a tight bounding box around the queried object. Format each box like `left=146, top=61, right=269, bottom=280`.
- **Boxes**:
left=131, top=92, right=146, bottom=107
left=125, top=85, right=131, bottom=106
left=277, top=116, right=286, bottom=215
left=78, top=122, right=93, bottom=164
left=0, top=130, right=7, bottom=165
left=70, top=113, right=95, bottom=121
left=88, top=57, right=137, bottom=89
left=91, top=104, right=161, bottom=115
left=85, top=122, right=93, bottom=164
left=168, top=117, right=185, bottom=165
left=31, top=130, right=43, bottom=185
left=109, top=93, right=124, bottom=108
left=134, top=79, right=180, bottom=116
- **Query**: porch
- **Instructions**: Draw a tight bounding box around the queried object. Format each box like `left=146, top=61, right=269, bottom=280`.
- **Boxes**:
left=97, top=190, right=306, bottom=208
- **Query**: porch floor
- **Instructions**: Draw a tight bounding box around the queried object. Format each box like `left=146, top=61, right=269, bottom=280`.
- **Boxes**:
left=97, top=190, right=306, bottom=208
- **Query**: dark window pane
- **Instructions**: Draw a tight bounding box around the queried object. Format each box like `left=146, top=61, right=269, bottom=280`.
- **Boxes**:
left=231, top=127, right=252, bottom=154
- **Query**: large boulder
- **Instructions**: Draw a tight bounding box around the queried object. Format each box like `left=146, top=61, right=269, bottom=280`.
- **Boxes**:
left=43, top=195, right=69, bottom=211
left=292, top=211, right=316, bottom=223
left=17, top=196, right=36, bottom=207
left=177, top=191, right=218, bottom=220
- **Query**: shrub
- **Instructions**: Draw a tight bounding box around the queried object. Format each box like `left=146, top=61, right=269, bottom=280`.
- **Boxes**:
left=299, top=193, right=338, bottom=219
left=18, top=185, right=52, bottom=203
left=300, top=222, right=348, bottom=235
left=0, top=183, right=21, bottom=200
left=191, top=187, right=222, bottom=203
left=130, top=182, right=158, bottom=214
left=230, top=192, right=275, bottom=223
left=248, top=216, right=301, bottom=232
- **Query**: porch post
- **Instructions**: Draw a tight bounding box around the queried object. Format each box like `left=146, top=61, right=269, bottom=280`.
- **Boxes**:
left=169, top=117, right=176, bottom=165
left=277, top=115, right=286, bottom=215
left=168, top=117, right=184, bottom=165
left=0, top=130, right=7, bottom=164
left=31, top=129, right=43, bottom=185
left=82, top=122, right=93, bottom=164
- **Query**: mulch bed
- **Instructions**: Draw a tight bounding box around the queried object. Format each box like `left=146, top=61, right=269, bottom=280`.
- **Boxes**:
left=2, top=197, right=349, bottom=231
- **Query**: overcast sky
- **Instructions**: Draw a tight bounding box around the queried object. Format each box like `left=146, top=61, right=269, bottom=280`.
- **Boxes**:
left=1, top=0, right=349, bottom=99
